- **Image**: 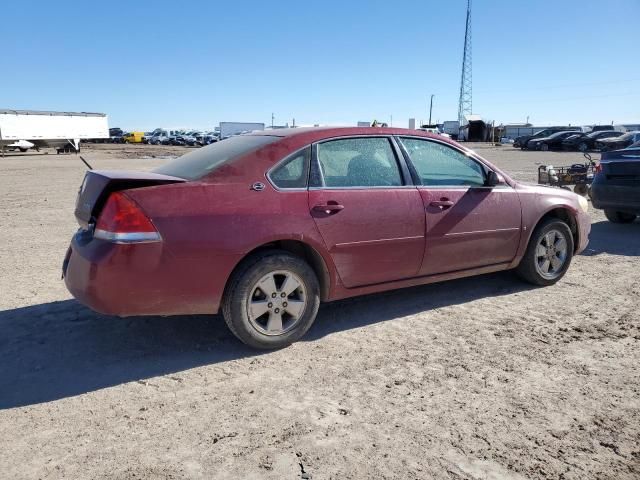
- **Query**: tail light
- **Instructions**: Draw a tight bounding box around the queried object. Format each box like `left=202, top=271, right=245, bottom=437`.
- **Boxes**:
left=594, top=163, right=603, bottom=173
left=94, top=192, right=161, bottom=243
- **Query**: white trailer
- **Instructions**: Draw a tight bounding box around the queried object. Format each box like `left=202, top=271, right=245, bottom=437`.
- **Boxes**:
left=0, top=109, right=109, bottom=153
left=219, top=122, right=265, bottom=139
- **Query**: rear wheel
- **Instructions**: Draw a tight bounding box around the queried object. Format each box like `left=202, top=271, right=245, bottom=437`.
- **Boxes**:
left=540, top=143, right=549, bottom=151
left=222, top=251, right=320, bottom=349
left=604, top=210, right=636, bottom=224
left=578, top=142, right=588, bottom=152
left=516, top=218, right=574, bottom=286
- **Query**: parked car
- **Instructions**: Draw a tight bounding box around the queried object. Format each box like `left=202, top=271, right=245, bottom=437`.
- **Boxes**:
left=595, top=131, right=640, bottom=151
left=589, top=125, right=615, bottom=132
left=63, top=127, right=590, bottom=349
left=590, top=145, right=640, bottom=223
left=562, top=130, right=624, bottom=152
left=109, top=127, right=125, bottom=143
left=123, top=131, right=145, bottom=144
left=513, top=127, right=576, bottom=149
left=527, top=130, right=582, bottom=151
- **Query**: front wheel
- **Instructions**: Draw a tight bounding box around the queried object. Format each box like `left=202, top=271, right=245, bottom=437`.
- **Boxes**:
left=222, top=251, right=320, bottom=349
left=604, top=210, right=636, bottom=224
left=540, top=143, right=549, bottom=152
left=516, top=218, right=574, bottom=286
left=578, top=142, right=588, bottom=152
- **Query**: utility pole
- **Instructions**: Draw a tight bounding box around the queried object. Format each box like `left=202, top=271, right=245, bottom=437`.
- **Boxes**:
left=271, top=113, right=275, bottom=128
left=429, top=94, right=435, bottom=125
left=457, top=0, right=472, bottom=126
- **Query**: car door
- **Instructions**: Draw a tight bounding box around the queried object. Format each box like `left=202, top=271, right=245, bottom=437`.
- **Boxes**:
left=397, top=137, right=522, bottom=276
left=307, top=136, right=425, bottom=288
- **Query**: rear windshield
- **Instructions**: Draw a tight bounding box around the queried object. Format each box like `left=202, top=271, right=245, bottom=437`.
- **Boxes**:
left=154, top=135, right=280, bottom=180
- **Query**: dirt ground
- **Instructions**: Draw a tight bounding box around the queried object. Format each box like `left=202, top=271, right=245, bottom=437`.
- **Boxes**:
left=0, top=142, right=638, bottom=480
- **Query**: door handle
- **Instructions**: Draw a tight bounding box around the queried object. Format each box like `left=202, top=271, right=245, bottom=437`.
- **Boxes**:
left=429, top=199, right=454, bottom=209
left=312, top=203, right=344, bottom=215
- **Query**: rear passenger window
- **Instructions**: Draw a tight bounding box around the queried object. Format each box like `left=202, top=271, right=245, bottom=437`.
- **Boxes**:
left=399, top=137, right=485, bottom=187
left=315, top=137, right=402, bottom=187
left=270, top=147, right=310, bottom=189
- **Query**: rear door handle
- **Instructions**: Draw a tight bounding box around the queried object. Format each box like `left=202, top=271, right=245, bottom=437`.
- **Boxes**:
left=429, top=199, right=454, bottom=209
left=312, top=203, right=344, bottom=214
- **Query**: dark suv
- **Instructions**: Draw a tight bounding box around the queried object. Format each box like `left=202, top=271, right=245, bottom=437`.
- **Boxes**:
left=591, top=146, right=640, bottom=223
left=514, top=127, right=577, bottom=149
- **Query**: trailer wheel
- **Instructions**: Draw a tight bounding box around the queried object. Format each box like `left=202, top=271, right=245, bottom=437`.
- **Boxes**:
left=574, top=184, right=588, bottom=196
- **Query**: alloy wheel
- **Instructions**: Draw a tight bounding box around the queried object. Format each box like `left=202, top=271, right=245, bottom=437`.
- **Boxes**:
left=246, top=270, right=307, bottom=336
left=534, top=229, right=568, bottom=279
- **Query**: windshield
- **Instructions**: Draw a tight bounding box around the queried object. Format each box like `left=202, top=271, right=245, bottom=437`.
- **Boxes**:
left=154, top=135, right=280, bottom=180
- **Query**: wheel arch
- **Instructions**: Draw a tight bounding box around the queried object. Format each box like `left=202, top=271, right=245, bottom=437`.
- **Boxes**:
left=223, top=239, right=334, bottom=302
left=533, top=207, right=579, bottom=253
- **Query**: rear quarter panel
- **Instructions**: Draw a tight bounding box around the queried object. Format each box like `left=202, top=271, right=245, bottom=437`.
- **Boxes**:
left=125, top=181, right=336, bottom=313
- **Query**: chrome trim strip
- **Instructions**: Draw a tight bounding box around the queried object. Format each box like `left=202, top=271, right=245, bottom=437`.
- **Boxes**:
left=309, top=186, right=417, bottom=191
left=334, top=235, right=424, bottom=248
left=94, top=229, right=162, bottom=243
left=444, top=227, right=521, bottom=237
left=417, top=185, right=514, bottom=190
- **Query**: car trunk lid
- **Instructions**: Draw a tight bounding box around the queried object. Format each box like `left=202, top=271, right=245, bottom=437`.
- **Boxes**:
left=74, top=170, right=185, bottom=228
left=602, top=159, right=640, bottom=182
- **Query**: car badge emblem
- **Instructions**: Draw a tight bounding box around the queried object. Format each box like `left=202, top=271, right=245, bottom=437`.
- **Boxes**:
left=251, top=182, right=265, bottom=191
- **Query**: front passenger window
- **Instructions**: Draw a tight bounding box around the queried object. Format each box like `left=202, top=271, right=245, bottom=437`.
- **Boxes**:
left=399, top=138, right=485, bottom=187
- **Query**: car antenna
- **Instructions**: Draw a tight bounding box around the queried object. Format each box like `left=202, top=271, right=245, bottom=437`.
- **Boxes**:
left=79, top=155, right=93, bottom=170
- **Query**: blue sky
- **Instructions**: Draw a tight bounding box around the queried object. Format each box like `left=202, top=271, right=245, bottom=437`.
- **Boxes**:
left=2, top=0, right=638, bottom=130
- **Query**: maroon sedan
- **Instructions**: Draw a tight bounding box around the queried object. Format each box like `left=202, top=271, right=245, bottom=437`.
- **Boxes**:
left=64, top=127, right=590, bottom=349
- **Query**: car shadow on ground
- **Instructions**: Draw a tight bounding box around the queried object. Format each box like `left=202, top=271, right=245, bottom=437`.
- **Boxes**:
left=0, top=271, right=533, bottom=409
left=580, top=219, right=640, bottom=257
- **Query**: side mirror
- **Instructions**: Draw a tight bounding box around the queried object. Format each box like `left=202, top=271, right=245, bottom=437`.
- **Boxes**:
left=485, top=170, right=504, bottom=187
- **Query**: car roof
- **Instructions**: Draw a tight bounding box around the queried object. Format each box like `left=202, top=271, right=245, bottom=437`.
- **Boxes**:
left=249, top=126, right=449, bottom=143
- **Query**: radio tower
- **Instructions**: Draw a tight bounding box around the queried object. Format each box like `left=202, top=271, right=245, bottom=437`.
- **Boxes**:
left=457, top=0, right=472, bottom=125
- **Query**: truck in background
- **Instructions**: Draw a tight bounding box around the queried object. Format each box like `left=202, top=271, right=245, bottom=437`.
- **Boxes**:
left=442, top=121, right=460, bottom=139
left=0, top=109, right=108, bottom=153
left=219, top=122, right=265, bottom=140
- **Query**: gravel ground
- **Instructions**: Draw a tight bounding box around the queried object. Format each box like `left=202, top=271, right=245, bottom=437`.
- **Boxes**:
left=0, top=142, right=638, bottom=480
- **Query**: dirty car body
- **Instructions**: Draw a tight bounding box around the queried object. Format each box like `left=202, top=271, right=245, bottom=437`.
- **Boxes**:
left=63, top=127, right=590, bottom=348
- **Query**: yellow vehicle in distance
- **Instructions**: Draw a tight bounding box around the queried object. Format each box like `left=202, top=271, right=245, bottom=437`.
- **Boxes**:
left=123, top=131, right=144, bottom=143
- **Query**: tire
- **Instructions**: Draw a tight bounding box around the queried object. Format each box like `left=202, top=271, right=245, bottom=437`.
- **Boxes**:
left=604, top=210, right=636, bottom=224
left=578, top=142, right=588, bottom=152
left=516, top=218, right=574, bottom=286
left=19, top=148, right=28, bottom=153
left=222, top=250, right=320, bottom=349
left=574, top=184, right=588, bottom=196
left=540, top=143, right=549, bottom=152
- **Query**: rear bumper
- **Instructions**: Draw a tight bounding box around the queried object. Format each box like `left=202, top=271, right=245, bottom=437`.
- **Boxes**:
left=63, top=230, right=241, bottom=316
left=591, top=184, right=640, bottom=214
